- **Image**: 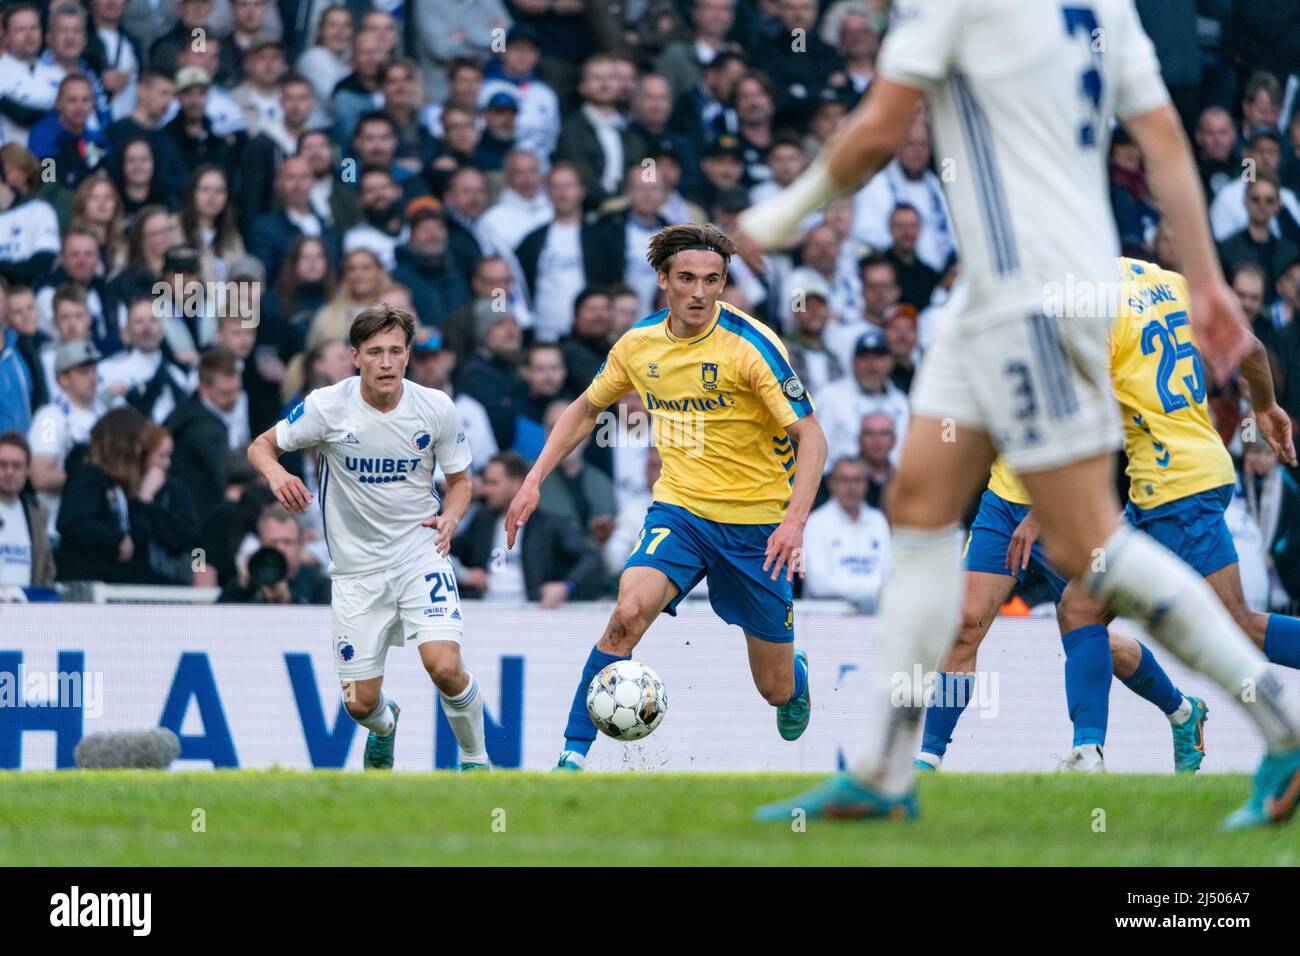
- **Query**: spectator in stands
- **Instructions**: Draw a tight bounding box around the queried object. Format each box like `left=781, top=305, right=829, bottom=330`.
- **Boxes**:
left=414, top=0, right=510, bottom=105
left=84, top=0, right=141, bottom=123
left=296, top=129, right=360, bottom=233
left=36, top=227, right=122, bottom=357
left=518, top=341, right=569, bottom=431
left=478, top=25, right=560, bottom=164
left=0, top=4, right=61, bottom=149
left=457, top=300, right=523, bottom=450
left=824, top=0, right=878, bottom=96
left=238, top=75, right=316, bottom=223
left=295, top=5, right=352, bottom=107
left=1241, top=437, right=1300, bottom=606
left=857, top=410, right=895, bottom=510
left=1195, top=105, right=1239, bottom=201
left=330, top=28, right=386, bottom=147
left=604, top=443, right=660, bottom=574
left=756, top=0, right=845, bottom=128
left=517, top=163, right=619, bottom=341
left=39, top=285, right=96, bottom=404
left=72, top=173, right=128, bottom=274
left=883, top=304, right=920, bottom=393
left=164, top=66, right=240, bottom=182
left=1210, top=127, right=1300, bottom=242
left=343, top=166, right=408, bottom=270
left=347, top=113, right=412, bottom=199
left=538, top=397, right=615, bottom=550
left=177, top=165, right=246, bottom=283
left=28, top=339, right=107, bottom=543
left=151, top=0, right=236, bottom=84
left=653, top=0, right=739, bottom=100
left=105, top=69, right=180, bottom=177
left=152, top=243, right=211, bottom=364
left=1218, top=174, right=1300, bottom=301
left=220, top=503, right=330, bottom=603
left=231, top=38, right=287, bottom=139
left=452, top=449, right=602, bottom=606
left=108, top=138, right=171, bottom=224
left=476, top=92, right=520, bottom=174
left=852, top=117, right=955, bottom=273
left=823, top=251, right=896, bottom=370
left=480, top=149, right=553, bottom=252
left=669, top=49, right=743, bottom=155
left=392, top=197, right=470, bottom=330
left=422, top=57, right=482, bottom=141
left=425, top=104, right=482, bottom=197
left=257, top=235, right=333, bottom=370
left=1267, top=257, right=1300, bottom=333
left=817, top=328, right=909, bottom=471
left=0, top=307, right=36, bottom=437
left=749, top=135, right=813, bottom=233
left=164, top=346, right=242, bottom=522
left=29, top=74, right=112, bottom=191
left=560, top=287, right=614, bottom=397
left=883, top=203, right=942, bottom=312
left=783, top=272, right=843, bottom=399
left=248, top=156, right=338, bottom=286
left=0, top=430, right=55, bottom=588
left=111, top=204, right=177, bottom=303
left=305, top=248, right=395, bottom=350
left=99, top=297, right=193, bottom=424
left=1238, top=70, right=1282, bottom=143
left=0, top=164, right=61, bottom=289
left=406, top=331, right=497, bottom=472
left=130, top=420, right=199, bottom=584
left=555, top=54, right=645, bottom=213
left=55, top=404, right=145, bottom=582
left=227, top=0, right=277, bottom=79
left=802, top=455, right=890, bottom=609
left=1, top=285, right=47, bottom=426
left=380, top=59, right=433, bottom=181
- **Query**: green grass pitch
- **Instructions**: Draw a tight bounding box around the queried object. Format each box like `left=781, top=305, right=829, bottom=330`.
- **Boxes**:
left=0, top=770, right=1294, bottom=866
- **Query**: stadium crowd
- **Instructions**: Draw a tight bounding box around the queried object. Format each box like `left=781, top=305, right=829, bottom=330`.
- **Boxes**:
left=0, top=0, right=1299, bottom=612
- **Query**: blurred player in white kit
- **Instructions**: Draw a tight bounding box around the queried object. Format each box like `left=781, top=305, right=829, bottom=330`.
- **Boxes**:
left=741, top=0, right=1300, bottom=829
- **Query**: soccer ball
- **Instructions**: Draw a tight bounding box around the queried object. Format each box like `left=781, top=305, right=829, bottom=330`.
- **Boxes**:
left=586, top=660, right=667, bottom=741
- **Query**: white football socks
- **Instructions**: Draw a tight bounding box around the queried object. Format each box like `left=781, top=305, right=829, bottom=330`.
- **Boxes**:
left=357, top=693, right=396, bottom=736
left=1168, top=697, right=1192, bottom=725
left=851, top=526, right=964, bottom=796
left=1085, top=525, right=1300, bottom=752
left=442, top=674, right=488, bottom=764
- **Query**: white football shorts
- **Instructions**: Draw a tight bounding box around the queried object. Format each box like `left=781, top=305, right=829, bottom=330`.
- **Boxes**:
left=910, top=288, right=1123, bottom=473
left=329, top=551, right=464, bottom=681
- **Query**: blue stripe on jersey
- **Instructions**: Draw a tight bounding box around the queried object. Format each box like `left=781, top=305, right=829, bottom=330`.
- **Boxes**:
left=1028, top=313, right=1079, bottom=421
left=633, top=308, right=670, bottom=331
left=319, top=458, right=332, bottom=561
left=952, top=72, right=1019, bottom=275
left=716, top=307, right=814, bottom=417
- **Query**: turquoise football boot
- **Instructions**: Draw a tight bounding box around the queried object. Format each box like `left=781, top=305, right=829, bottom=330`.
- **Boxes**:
left=755, top=772, right=918, bottom=822
left=362, top=700, right=399, bottom=770
left=458, top=761, right=491, bottom=772
left=1223, top=747, right=1300, bottom=831
left=553, top=751, right=586, bottom=772
left=776, top=648, right=811, bottom=741
left=913, top=755, right=940, bottom=772
left=1172, top=696, right=1209, bottom=773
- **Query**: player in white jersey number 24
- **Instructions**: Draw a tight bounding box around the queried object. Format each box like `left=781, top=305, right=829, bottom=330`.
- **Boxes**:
left=248, top=305, right=490, bottom=771
left=738, top=0, right=1300, bottom=829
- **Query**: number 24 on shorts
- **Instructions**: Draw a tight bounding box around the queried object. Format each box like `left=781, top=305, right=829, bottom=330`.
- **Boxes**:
left=634, top=527, right=672, bottom=555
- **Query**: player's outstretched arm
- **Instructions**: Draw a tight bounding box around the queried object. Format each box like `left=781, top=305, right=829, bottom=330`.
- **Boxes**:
left=248, top=426, right=312, bottom=514
left=504, top=394, right=604, bottom=548
left=1239, top=336, right=1298, bottom=466
left=1124, top=103, right=1251, bottom=381
left=764, top=414, right=828, bottom=582
left=735, top=77, right=923, bottom=258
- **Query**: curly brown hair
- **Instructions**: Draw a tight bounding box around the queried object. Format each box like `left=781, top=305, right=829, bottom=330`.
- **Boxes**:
left=646, top=223, right=736, bottom=276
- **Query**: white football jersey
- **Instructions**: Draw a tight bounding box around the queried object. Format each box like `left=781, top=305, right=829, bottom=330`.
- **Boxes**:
left=878, top=0, right=1169, bottom=324
left=275, top=377, right=472, bottom=576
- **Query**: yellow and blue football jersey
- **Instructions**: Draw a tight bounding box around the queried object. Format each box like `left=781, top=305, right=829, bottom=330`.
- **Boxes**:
left=1110, top=257, right=1234, bottom=509
left=985, top=257, right=1233, bottom=510
left=585, top=301, right=815, bottom=524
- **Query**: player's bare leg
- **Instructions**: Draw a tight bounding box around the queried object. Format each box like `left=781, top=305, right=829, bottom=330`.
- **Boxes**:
left=1204, top=562, right=1300, bottom=667
left=745, top=632, right=811, bottom=740
left=342, top=676, right=400, bottom=770
left=916, top=571, right=1016, bottom=770
left=419, top=640, right=488, bottom=769
left=555, top=567, right=680, bottom=770
left=1021, top=455, right=1300, bottom=817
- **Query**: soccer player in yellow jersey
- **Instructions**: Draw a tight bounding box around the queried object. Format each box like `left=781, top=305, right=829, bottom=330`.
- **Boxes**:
left=504, top=223, right=828, bottom=770
left=916, top=257, right=1300, bottom=777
